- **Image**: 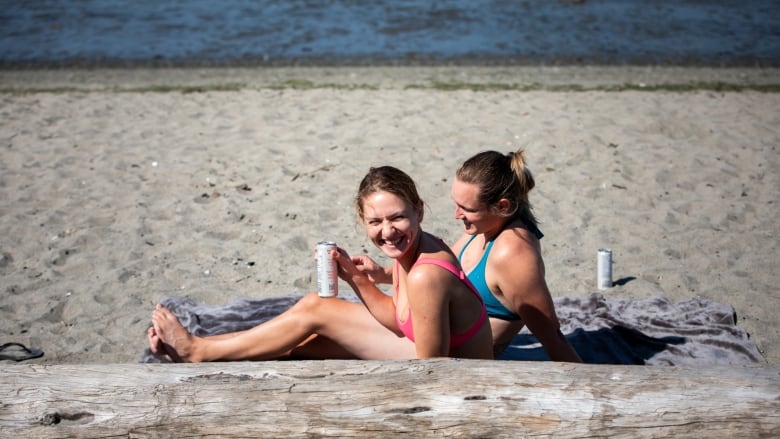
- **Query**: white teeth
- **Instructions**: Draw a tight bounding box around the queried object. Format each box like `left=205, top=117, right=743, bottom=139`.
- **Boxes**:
left=384, top=237, right=403, bottom=246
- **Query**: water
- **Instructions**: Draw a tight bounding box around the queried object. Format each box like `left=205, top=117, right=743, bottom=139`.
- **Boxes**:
left=1, top=0, right=778, bottom=67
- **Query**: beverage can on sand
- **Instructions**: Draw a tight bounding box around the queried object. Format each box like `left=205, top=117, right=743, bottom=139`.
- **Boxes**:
left=316, top=241, right=338, bottom=298
left=597, top=248, right=613, bottom=290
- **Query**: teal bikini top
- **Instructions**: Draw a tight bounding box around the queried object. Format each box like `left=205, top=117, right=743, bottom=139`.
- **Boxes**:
left=458, top=225, right=543, bottom=321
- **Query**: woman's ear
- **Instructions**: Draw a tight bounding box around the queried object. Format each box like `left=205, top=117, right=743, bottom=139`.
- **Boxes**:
left=416, top=202, right=425, bottom=223
left=496, top=198, right=512, bottom=216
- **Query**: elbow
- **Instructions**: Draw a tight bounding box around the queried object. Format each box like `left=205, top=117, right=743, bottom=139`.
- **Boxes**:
left=415, top=352, right=447, bottom=360
left=415, top=344, right=450, bottom=359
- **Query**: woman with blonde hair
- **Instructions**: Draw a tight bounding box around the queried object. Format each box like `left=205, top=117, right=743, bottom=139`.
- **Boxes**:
left=449, top=149, right=581, bottom=361
left=148, top=166, right=493, bottom=361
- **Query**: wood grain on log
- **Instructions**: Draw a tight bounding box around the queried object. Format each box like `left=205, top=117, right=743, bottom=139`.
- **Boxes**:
left=1, top=360, right=778, bottom=438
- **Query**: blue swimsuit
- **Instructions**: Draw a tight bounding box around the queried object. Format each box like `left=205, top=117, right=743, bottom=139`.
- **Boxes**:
left=458, top=226, right=543, bottom=321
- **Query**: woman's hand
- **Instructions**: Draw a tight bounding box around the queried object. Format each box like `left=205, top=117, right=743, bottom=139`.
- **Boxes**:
left=350, top=254, right=392, bottom=284
left=331, top=247, right=367, bottom=283
left=329, top=248, right=390, bottom=285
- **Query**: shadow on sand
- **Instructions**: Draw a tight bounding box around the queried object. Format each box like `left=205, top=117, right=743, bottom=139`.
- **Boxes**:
left=499, top=325, right=686, bottom=365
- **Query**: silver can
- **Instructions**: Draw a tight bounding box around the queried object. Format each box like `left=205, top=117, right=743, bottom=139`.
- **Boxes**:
left=316, top=241, right=338, bottom=298
left=597, top=248, right=613, bottom=290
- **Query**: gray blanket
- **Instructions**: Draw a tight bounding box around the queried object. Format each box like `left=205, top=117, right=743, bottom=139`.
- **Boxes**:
left=140, top=293, right=765, bottom=365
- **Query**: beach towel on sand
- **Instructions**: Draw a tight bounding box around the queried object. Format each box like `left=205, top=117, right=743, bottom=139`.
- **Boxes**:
left=140, top=293, right=765, bottom=365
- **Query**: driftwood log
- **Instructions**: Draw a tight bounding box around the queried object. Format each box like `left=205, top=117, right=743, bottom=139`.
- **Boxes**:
left=1, top=360, right=778, bottom=438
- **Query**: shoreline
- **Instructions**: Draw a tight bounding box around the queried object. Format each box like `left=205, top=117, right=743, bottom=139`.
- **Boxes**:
left=1, top=65, right=779, bottom=92
left=1, top=65, right=777, bottom=365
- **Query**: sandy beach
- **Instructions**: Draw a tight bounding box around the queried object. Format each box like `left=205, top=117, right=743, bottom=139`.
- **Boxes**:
left=1, top=66, right=778, bottom=365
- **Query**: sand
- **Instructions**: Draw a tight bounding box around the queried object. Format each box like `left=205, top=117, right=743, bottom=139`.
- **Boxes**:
left=1, top=66, right=778, bottom=365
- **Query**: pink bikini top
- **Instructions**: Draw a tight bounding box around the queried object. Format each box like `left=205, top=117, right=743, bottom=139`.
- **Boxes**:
left=393, top=258, right=487, bottom=349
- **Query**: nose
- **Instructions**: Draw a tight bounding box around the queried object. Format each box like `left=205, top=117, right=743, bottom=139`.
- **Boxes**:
left=382, top=219, right=395, bottom=236
left=454, top=205, right=464, bottom=219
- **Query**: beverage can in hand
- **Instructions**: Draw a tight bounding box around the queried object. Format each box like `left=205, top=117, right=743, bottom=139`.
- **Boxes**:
left=316, top=241, right=338, bottom=297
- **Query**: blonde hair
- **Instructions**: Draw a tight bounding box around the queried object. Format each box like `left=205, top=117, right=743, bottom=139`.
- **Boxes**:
left=355, top=166, right=424, bottom=222
left=455, top=149, right=537, bottom=227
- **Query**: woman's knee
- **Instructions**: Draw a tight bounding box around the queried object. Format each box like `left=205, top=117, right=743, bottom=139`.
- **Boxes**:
left=295, top=292, right=325, bottom=310
left=292, top=293, right=361, bottom=332
left=288, top=293, right=331, bottom=325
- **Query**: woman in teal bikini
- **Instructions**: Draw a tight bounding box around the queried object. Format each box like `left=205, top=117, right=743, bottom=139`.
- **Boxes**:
left=450, top=149, right=582, bottom=361
left=148, top=166, right=492, bottom=361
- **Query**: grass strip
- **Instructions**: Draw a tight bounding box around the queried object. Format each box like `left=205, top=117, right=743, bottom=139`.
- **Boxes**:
left=1, top=81, right=778, bottom=94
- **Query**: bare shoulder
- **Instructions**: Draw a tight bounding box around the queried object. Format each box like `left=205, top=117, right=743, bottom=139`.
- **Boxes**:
left=490, top=224, right=550, bottom=304
left=495, top=222, right=541, bottom=252
left=406, top=261, right=455, bottom=300
left=491, top=224, right=543, bottom=270
left=408, top=262, right=451, bottom=283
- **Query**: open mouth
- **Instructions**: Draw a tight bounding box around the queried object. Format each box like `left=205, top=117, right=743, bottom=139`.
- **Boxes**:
left=462, top=221, right=479, bottom=234
left=380, top=236, right=406, bottom=249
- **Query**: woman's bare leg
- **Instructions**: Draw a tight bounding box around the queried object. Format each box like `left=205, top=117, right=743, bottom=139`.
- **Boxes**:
left=287, top=334, right=357, bottom=359
left=151, top=293, right=416, bottom=362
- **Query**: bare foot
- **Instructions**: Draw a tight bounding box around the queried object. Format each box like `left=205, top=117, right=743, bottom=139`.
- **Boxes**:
left=147, top=326, right=176, bottom=362
left=147, top=326, right=164, bottom=354
left=151, top=304, right=201, bottom=362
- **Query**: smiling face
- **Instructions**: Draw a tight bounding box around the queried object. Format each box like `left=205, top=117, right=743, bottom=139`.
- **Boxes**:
left=451, top=178, right=505, bottom=235
left=361, top=190, right=422, bottom=259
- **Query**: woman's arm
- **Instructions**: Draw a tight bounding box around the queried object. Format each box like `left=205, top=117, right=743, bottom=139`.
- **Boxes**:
left=404, top=265, right=452, bottom=358
left=492, top=235, right=582, bottom=363
left=332, top=248, right=400, bottom=333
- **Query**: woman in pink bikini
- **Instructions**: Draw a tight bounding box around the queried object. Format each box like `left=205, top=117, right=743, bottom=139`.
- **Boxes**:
left=354, top=150, right=581, bottom=361
left=148, top=166, right=493, bottom=361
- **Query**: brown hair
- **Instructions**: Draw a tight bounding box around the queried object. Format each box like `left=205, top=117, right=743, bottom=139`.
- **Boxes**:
left=455, top=149, right=537, bottom=227
left=355, top=166, right=424, bottom=222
